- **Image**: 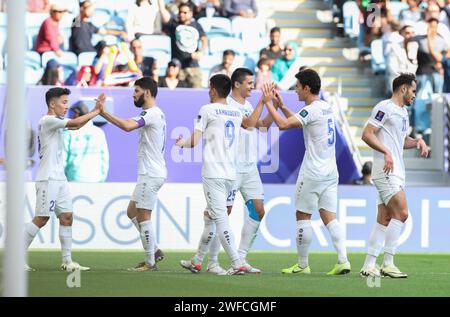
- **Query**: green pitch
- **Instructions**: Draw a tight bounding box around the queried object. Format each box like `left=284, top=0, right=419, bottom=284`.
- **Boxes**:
left=25, top=250, right=450, bottom=297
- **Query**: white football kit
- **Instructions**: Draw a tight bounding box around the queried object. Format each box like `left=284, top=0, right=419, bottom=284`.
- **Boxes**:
left=131, top=106, right=167, bottom=210
left=35, top=115, right=72, bottom=217
left=367, top=99, right=409, bottom=205
left=194, top=102, right=243, bottom=219
left=294, top=100, right=339, bottom=214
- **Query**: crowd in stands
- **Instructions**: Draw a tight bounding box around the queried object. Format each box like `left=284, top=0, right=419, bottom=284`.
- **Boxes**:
left=0, top=0, right=301, bottom=91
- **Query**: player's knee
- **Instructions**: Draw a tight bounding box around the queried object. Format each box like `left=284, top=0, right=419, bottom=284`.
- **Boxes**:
left=246, top=200, right=263, bottom=221
left=226, top=206, right=232, bottom=215
left=59, top=213, right=73, bottom=226
left=34, top=217, right=49, bottom=228
left=397, top=209, right=409, bottom=222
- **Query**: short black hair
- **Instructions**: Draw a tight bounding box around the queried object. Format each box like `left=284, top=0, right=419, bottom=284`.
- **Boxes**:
left=392, top=73, right=416, bottom=92
left=427, top=17, right=440, bottom=24
left=135, top=77, right=158, bottom=97
left=45, top=87, right=71, bottom=107
left=179, top=2, right=193, bottom=12
left=223, top=49, right=235, bottom=57
left=295, top=69, right=321, bottom=95
left=270, top=27, right=281, bottom=34
left=362, top=161, right=372, bottom=176
left=210, top=74, right=231, bottom=98
left=231, top=68, right=253, bottom=88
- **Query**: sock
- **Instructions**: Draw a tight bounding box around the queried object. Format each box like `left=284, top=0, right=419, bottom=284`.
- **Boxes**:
left=139, top=220, right=155, bottom=266
left=208, top=235, right=221, bottom=266
left=363, top=222, right=387, bottom=268
left=193, top=215, right=216, bottom=264
left=215, top=216, right=241, bottom=269
left=24, top=222, right=40, bottom=250
left=59, top=226, right=73, bottom=264
left=132, top=217, right=159, bottom=252
left=296, top=220, right=312, bottom=269
left=326, top=219, right=348, bottom=264
left=383, top=219, right=404, bottom=267
left=238, top=217, right=260, bottom=261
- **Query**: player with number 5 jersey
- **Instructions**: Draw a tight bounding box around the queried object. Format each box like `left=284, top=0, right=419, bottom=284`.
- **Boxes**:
left=263, top=68, right=350, bottom=276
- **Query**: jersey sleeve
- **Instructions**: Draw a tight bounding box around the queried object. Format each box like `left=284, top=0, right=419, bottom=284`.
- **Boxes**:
left=194, top=106, right=209, bottom=132
left=44, top=116, right=70, bottom=131
left=367, top=103, right=390, bottom=128
left=294, top=106, right=315, bottom=127
left=132, top=110, right=154, bottom=128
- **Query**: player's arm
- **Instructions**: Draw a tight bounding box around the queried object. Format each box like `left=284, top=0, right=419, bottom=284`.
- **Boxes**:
left=101, top=111, right=142, bottom=132
left=176, top=130, right=202, bottom=148
left=404, top=136, right=428, bottom=157
left=361, top=123, right=393, bottom=173
left=157, top=0, right=171, bottom=24
left=263, top=85, right=301, bottom=130
left=241, top=96, right=265, bottom=130
left=274, top=89, right=295, bottom=119
left=65, top=93, right=104, bottom=130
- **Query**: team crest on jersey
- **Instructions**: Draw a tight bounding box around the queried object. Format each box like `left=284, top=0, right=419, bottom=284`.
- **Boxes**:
left=299, top=109, right=308, bottom=118
left=375, top=110, right=385, bottom=121
left=140, top=111, right=147, bottom=116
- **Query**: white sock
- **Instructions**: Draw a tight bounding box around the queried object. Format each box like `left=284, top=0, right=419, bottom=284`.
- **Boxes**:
left=296, top=220, right=312, bottom=269
left=139, top=220, right=155, bottom=266
left=193, top=215, right=216, bottom=264
left=383, top=219, right=404, bottom=267
left=208, top=235, right=221, bottom=266
left=363, top=222, right=387, bottom=268
left=238, top=217, right=260, bottom=262
left=24, top=222, right=40, bottom=250
left=326, top=219, right=348, bottom=264
left=215, top=216, right=241, bottom=269
left=132, top=217, right=159, bottom=252
left=59, top=225, right=73, bottom=264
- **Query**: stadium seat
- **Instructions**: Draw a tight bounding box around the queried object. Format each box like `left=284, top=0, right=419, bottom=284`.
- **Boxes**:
left=4, top=51, right=42, bottom=70
left=92, top=0, right=116, bottom=15
left=41, top=51, right=78, bottom=69
left=198, top=17, right=232, bottom=38
left=146, top=51, right=171, bottom=76
left=78, top=51, right=97, bottom=66
left=370, top=39, right=386, bottom=75
left=91, top=9, right=112, bottom=28
left=389, top=1, right=409, bottom=20
left=60, top=27, right=72, bottom=51
left=26, top=13, right=49, bottom=28
left=231, top=17, right=266, bottom=39
left=60, top=13, right=76, bottom=29
left=25, top=66, right=45, bottom=85
left=91, top=33, right=104, bottom=47
left=116, top=0, right=134, bottom=12
left=343, top=1, right=360, bottom=39
left=208, top=37, right=245, bottom=56
left=139, top=35, right=171, bottom=57
left=26, top=27, right=40, bottom=50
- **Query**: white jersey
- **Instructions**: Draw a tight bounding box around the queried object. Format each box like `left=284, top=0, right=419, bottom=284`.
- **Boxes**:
left=227, top=96, right=257, bottom=173
left=35, top=115, right=70, bottom=181
left=194, top=102, right=243, bottom=180
left=367, top=99, right=409, bottom=181
left=294, top=100, right=338, bottom=181
left=132, top=106, right=167, bottom=178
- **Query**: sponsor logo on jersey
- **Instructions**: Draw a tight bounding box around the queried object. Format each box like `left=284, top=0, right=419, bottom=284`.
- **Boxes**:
left=375, top=110, right=385, bottom=121
left=299, top=109, right=308, bottom=118
left=140, top=111, right=147, bottom=116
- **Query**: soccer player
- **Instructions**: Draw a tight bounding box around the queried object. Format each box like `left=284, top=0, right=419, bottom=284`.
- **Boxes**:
left=176, top=74, right=268, bottom=275
left=204, top=68, right=277, bottom=274
left=360, top=73, right=428, bottom=278
left=24, top=87, right=102, bottom=271
left=264, top=69, right=351, bottom=275
left=100, top=77, right=167, bottom=271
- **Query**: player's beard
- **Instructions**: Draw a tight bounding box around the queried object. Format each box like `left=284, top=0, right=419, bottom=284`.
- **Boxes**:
left=134, top=95, right=145, bottom=108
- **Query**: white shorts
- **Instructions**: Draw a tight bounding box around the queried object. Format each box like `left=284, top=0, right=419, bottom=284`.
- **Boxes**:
left=35, top=180, right=73, bottom=217
left=295, top=175, right=338, bottom=214
left=373, top=175, right=405, bottom=206
left=226, top=167, right=264, bottom=207
left=131, top=176, right=165, bottom=211
left=203, top=177, right=234, bottom=220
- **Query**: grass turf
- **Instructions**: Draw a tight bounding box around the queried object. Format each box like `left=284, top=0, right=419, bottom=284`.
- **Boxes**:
left=23, top=250, right=450, bottom=297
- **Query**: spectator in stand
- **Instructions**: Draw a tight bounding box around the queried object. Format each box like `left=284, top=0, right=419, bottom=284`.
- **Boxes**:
left=35, top=4, right=67, bottom=56
left=63, top=101, right=109, bottom=183
left=158, top=0, right=208, bottom=88
left=439, top=0, right=450, bottom=30
left=27, top=0, right=50, bottom=13
left=192, top=0, right=224, bottom=19
left=271, top=41, right=299, bottom=83
left=385, top=23, right=418, bottom=95
left=129, top=38, right=159, bottom=77
left=260, top=27, right=283, bottom=67
left=70, top=0, right=127, bottom=55
left=210, top=49, right=236, bottom=78
left=158, top=58, right=187, bottom=89
left=255, top=57, right=272, bottom=90
left=414, top=1, right=450, bottom=41
left=93, top=41, right=109, bottom=82
left=399, top=0, right=423, bottom=24
left=442, top=49, right=450, bottom=92
left=352, top=162, right=373, bottom=185
left=37, top=59, right=65, bottom=86
left=76, top=65, right=98, bottom=87
left=126, top=0, right=160, bottom=40
left=223, top=0, right=257, bottom=18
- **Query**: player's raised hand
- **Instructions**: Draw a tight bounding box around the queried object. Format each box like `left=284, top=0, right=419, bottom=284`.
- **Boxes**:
left=175, top=134, right=184, bottom=148
left=273, top=89, right=284, bottom=108
left=417, top=139, right=429, bottom=158
left=383, top=152, right=394, bottom=174
left=261, top=83, right=274, bottom=103
left=95, top=93, right=106, bottom=114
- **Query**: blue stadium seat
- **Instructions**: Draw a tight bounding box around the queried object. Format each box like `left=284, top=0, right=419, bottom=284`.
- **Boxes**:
left=41, top=51, right=78, bottom=69
left=78, top=51, right=97, bottom=66
left=25, top=66, right=45, bottom=85
left=139, top=35, right=171, bottom=57
left=60, top=27, right=72, bottom=51
left=146, top=51, right=171, bottom=76
left=208, top=37, right=244, bottom=56
left=91, top=33, right=104, bottom=47
left=91, top=9, right=112, bottom=28
left=231, top=17, right=266, bottom=39
left=93, top=0, right=116, bottom=15
left=390, top=1, right=409, bottom=20
left=26, top=27, right=41, bottom=50
left=371, top=39, right=386, bottom=74
left=198, top=17, right=232, bottom=38
left=199, top=55, right=222, bottom=88
left=343, top=1, right=360, bottom=39
left=4, top=51, right=42, bottom=70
